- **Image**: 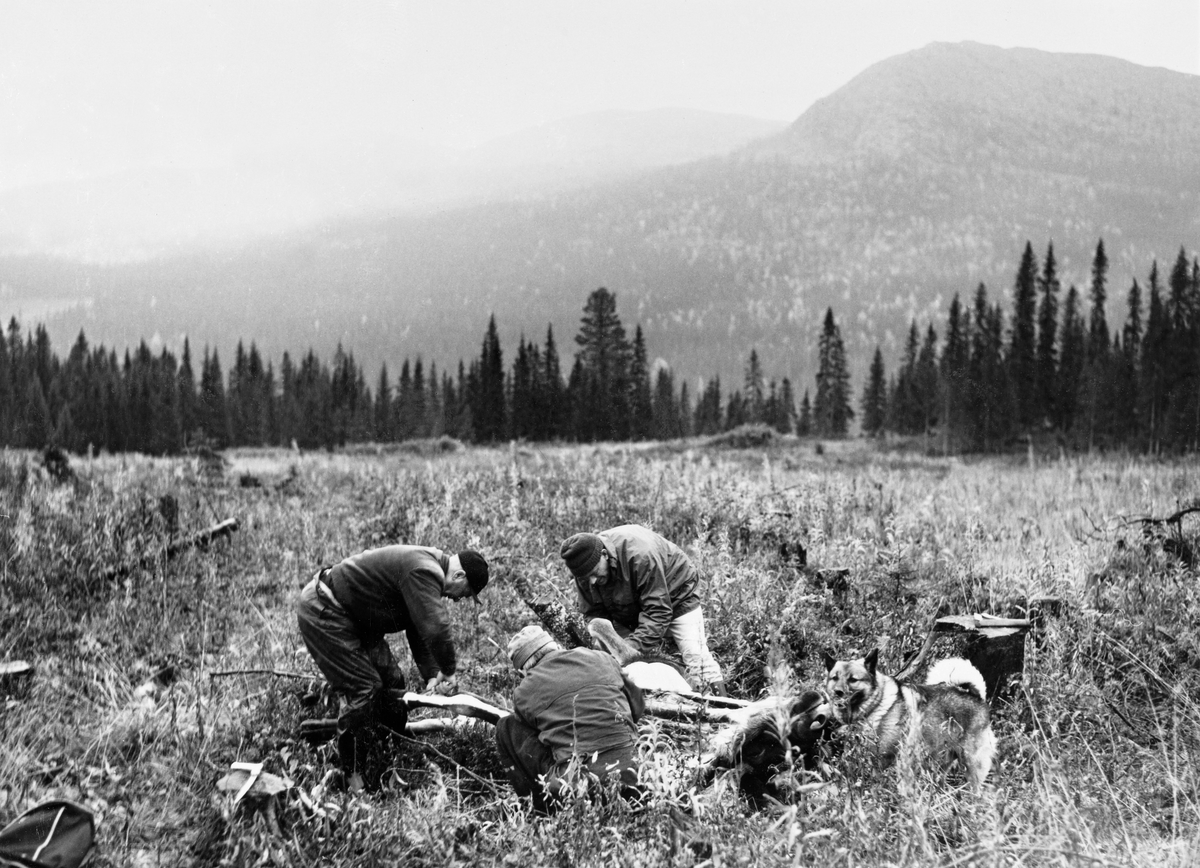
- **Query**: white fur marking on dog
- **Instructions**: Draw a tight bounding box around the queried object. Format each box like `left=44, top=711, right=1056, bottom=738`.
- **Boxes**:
left=924, top=657, right=987, bottom=701
left=622, top=660, right=693, bottom=694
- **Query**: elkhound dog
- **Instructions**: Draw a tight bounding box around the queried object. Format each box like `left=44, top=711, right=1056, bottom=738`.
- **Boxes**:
left=823, top=648, right=996, bottom=790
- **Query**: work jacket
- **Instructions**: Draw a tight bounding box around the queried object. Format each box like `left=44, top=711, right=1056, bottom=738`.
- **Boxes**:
left=325, top=545, right=456, bottom=680
left=513, top=647, right=644, bottom=763
left=574, top=524, right=701, bottom=654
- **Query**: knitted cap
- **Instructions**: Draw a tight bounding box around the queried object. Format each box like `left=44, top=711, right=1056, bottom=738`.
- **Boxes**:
left=507, top=625, right=557, bottom=670
left=457, top=550, right=489, bottom=595
left=561, top=533, right=604, bottom=578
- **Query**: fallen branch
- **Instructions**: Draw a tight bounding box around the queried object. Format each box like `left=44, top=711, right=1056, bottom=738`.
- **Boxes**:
left=102, top=517, right=240, bottom=582
left=208, top=668, right=312, bottom=680
left=1129, top=502, right=1200, bottom=530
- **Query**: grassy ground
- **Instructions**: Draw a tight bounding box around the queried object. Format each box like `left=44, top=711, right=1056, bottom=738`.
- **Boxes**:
left=1, top=439, right=1199, bottom=867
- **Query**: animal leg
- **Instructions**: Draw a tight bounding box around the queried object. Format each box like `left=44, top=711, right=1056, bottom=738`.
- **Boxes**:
left=588, top=618, right=641, bottom=666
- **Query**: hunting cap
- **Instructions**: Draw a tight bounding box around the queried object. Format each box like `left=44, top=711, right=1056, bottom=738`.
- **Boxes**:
left=457, top=550, right=489, bottom=595
left=561, top=533, right=604, bottom=578
left=507, top=625, right=557, bottom=670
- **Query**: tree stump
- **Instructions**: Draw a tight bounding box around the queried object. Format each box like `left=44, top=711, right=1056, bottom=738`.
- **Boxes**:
left=933, top=614, right=1031, bottom=702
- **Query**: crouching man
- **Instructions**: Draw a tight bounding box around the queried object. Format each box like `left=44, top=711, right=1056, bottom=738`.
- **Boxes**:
left=561, top=525, right=726, bottom=694
left=495, top=625, right=645, bottom=814
left=297, top=544, right=489, bottom=789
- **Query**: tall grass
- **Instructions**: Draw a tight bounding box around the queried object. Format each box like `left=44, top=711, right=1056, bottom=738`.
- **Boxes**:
left=1, top=443, right=1197, bottom=866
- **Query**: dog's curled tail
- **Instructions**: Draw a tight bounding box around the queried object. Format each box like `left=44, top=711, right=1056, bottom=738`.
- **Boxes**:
left=924, top=657, right=987, bottom=701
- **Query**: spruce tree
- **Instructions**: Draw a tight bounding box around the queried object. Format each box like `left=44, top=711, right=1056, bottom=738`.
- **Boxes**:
left=574, top=288, right=631, bottom=441
left=0, top=325, right=12, bottom=447
left=775, top=378, right=795, bottom=435
left=278, top=352, right=299, bottom=447
left=629, top=326, right=653, bottom=440
left=743, top=349, right=765, bottom=424
left=939, top=294, right=970, bottom=452
left=472, top=316, right=506, bottom=442
left=22, top=375, right=52, bottom=448
left=178, top=338, right=199, bottom=446
left=1087, top=240, right=1110, bottom=359
left=411, top=357, right=428, bottom=439
left=724, top=390, right=745, bottom=431
left=967, top=285, right=1013, bottom=450
left=916, top=325, right=939, bottom=436
left=861, top=346, right=887, bottom=437
left=426, top=361, right=444, bottom=437
left=797, top=390, right=812, bottom=436
left=542, top=325, right=565, bottom=441
left=511, top=337, right=535, bottom=440
left=890, top=321, right=920, bottom=434
left=678, top=381, right=692, bottom=438
left=228, top=340, right=248, bottom=445
left=1010, top=241, right=1039, bottom=429
left=1115, top=280, right=1142, bottom=446
left=1035, top=243, right=1060, bottom=427
left=1079, top=241, right=1113, bottom=449
left=244, top=343, right=269, bottom=446
left=1057, top=286, right=1086, bottom=434
left=814, top=308, right=853, bottom=437
left=375, top=364, right=392, bottom=441
left=395, top=359, right=413, bottom=439
left=199, top=347, right=231, bottom=447
left=651, top=367, right=680, bottom=439
left=693, top=376, right=722, bottom=435
left=1165, top=248, right=1198, bottom=449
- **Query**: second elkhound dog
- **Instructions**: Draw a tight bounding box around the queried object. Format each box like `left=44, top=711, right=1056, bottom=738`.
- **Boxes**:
left=823, top=648, right=996, bottom=790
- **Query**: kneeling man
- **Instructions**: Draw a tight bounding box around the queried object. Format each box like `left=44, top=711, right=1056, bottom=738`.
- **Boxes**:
left=495, top=625, right=644, bottom=814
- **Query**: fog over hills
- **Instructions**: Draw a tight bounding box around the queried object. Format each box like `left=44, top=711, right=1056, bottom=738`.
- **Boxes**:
left=0, top=108, right=784, bottom=261
left=5, top=42, right=1199, bottom=391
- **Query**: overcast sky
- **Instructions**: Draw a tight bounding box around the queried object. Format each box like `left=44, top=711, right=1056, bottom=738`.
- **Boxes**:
left=2, top=0, right=1198, bottom=191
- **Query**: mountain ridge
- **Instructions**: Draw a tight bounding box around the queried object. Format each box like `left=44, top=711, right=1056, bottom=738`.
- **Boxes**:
left=6, top=41, right=1200, bottom=392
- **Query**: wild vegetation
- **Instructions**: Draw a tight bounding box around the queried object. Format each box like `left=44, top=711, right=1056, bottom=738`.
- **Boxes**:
left=2, top=439, right=1198, bottom=866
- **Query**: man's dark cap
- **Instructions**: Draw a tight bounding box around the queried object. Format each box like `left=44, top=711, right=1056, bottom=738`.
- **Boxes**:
left=458, top=550, right=489, bottom=595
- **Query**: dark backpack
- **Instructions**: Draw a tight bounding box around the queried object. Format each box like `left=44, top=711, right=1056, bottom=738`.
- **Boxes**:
left=0, top=801, right=95, bottom=868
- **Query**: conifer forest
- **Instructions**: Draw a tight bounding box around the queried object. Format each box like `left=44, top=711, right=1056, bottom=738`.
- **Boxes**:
left=3, top=240, right=1198, bottom=456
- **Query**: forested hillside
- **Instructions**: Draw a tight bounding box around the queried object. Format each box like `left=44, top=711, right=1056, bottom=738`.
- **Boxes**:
left=7, top=42, right=1200, bottom=391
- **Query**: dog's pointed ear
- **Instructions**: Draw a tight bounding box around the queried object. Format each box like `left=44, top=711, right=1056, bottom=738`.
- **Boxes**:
left=864, top=648, right=879, bottom=674
left=822, top=650, right=836, bottom=672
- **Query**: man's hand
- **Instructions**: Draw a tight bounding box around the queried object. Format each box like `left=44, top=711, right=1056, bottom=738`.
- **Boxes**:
left=424, top=672, right=458, bottom=696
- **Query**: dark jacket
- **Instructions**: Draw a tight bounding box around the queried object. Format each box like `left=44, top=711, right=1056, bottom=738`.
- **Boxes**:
left=574, top=524, right=701, bottom=653
left=326, top=545, right=456, bottom=679
left=513, top=647, right=644, bottom=763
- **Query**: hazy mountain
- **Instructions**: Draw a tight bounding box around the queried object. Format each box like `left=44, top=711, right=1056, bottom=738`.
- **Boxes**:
left=7, top=42, right=1200, bottom=391
left=0, top=108, right=785, bottom=261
